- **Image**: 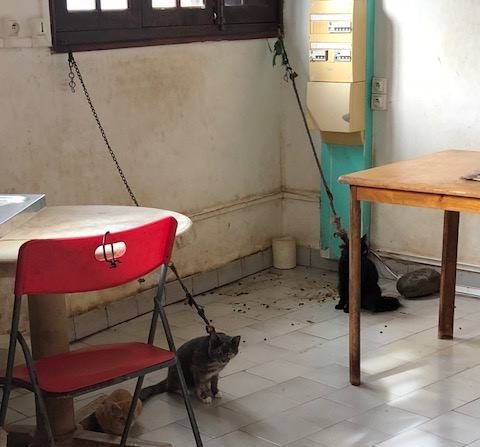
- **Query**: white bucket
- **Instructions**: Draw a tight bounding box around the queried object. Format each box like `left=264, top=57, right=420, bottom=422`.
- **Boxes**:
left=272, top=236, right=296, bottom=270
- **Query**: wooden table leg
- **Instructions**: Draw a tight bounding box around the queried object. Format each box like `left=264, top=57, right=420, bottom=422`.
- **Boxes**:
left=349, top=186, right=361, bottom=386
left=438, top=211, right=460, bottom=339
left=28, top=294, right=76, bottom=444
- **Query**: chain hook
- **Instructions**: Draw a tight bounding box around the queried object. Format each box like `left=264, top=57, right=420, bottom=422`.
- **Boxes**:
left=67, top=49, right=76, bottom=93
left=102, top=231, right=121, bottom=269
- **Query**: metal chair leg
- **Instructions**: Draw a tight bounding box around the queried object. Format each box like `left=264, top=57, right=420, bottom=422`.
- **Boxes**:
left=119, top=376, right=145, bottom=447
left=175, top=361, right=203, bottom=447
left=0, top=297, right=22, bottom=426
left=17, top=333, right=55, bottom=447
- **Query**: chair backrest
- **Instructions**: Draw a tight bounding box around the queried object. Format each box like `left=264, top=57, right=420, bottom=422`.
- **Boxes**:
left=14, top=216, right=178, bottom=296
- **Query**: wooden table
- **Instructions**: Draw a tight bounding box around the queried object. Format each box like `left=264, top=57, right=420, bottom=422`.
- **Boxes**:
left=0, top=206, right=191, bottom=446
left=339, top=150, right=480, bottom=386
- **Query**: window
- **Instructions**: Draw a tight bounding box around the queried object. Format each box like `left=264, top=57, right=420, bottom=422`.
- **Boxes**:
left=50, top=0, right=283, bottom=52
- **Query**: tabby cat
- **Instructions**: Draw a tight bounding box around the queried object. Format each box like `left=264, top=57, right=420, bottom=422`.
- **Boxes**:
left=94, top=389, right=142, bottom=436
left=140, top=332, right=241, bottom=404
left=335, top=235, right=400, bottom=313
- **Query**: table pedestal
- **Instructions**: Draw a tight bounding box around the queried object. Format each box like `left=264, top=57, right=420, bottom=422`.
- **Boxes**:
left=28, top=294, right=76, bottom=445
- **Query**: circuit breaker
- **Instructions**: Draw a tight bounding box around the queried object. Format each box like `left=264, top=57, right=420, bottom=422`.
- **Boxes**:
left=307, top=0, right=367, bottom=144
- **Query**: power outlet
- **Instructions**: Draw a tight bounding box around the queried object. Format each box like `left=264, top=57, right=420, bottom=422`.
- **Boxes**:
left=372, top=77, right=387, bottom=94
left=4, top=19, right=20, bottom=37
left=371, top=94, right=387, bottom=111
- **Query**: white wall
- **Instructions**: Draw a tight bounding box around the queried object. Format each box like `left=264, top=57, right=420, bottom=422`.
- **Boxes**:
left=281, top=0, right=321, bottom=249
left=0, top=0, right=288, bottom=321
left=373, top=0, right=480, bottom=268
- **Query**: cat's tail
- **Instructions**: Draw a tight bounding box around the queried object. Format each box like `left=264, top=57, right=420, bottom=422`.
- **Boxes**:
left=139, top=380, right=168, bottom=402
left=373, top=296, right=401, bottom=312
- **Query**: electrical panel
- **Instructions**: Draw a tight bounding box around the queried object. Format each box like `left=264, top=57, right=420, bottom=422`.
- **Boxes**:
left=307, top=0, right=367, bottom=144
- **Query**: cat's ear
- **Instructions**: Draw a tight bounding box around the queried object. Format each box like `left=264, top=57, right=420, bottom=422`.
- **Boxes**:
left=209, top=331, right=220, bottom=347
left=231, top=336, right=241, bottom=347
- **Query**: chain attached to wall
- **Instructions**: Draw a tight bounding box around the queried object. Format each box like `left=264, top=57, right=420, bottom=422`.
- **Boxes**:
left=271, top=37, right=348, bottom=243
left=67, top=50, right=214, bottom=334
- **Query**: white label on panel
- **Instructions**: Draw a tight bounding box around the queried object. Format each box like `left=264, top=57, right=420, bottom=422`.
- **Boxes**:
left=311, top=13, right=352, bottom=21
left=311, top=42, right=352, bottom=50
left=328, top=20, right=352, bottom=33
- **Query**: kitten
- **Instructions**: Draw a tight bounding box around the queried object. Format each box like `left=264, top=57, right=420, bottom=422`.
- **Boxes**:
left=140, top=332, right=241, bottom=404
left=94, top=389, right=142, bottom=436
left=335, top=235, right=400, bottom=313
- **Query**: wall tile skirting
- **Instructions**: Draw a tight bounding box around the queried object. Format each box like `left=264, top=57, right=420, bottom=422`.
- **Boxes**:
left=69, top=245, right=480, bottom=342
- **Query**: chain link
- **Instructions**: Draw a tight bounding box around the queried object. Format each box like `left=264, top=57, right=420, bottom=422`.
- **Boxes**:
left=67, top=51, right=139, bottom=207
left=68, top=58, right=76, bottom=93
left=66, top=50, right=215, bottom=333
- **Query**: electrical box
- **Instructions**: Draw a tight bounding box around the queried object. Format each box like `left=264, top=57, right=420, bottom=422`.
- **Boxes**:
left=307, top=0, right=367, bottom=144
left=309, top=0, right=366, bottom=83
left=308, top=81, right=365, bottom=133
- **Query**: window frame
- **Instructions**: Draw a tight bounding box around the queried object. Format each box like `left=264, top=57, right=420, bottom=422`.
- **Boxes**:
left=50, top=0, right=283, bottom=53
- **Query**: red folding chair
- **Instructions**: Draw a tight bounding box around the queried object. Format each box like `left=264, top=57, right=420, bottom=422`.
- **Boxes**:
left=0, top=216, right=203, bottom=447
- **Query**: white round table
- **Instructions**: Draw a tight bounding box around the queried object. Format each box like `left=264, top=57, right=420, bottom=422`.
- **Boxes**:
left=0, top=205, right=192, bottom=263
left=0, top=205, right=192, bottom=446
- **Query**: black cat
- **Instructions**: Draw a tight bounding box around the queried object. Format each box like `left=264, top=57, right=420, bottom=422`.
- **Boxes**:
left=140, top=332, right=240, bottom=404
left=335, top=235, right=400, bottom=313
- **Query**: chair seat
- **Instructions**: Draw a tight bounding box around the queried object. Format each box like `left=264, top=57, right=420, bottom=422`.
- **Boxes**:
left=4, top=342, right=175, bottom=394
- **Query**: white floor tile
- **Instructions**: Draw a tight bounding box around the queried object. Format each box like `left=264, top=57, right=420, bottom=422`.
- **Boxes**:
left=219, top=371, right=276, bottom=398
left=300, top=317, right=349, bottom=340
left=221, top=388, right=299, bottom=419
left=205, top=430, right=279, bottom=447
left=388, top=389, right=465, bottom=418
left=455, top=398, right=480, bottom=418
left=308, top=420, right=390, bottom=447
left=265, top=377, right=336, bottom=404
left=248, top=317, right=310, bottom=339
left=285, top=439, right=328, bottom=447
left=348, top=404, right=429, bottom=435
left=138, top=422, right=213, bottom=447
left=419, top=411, right=480, bottom=444
left=134, top=394, right=187, bottom=432
left=323, top=385, right=391, bottom=412
left=424, top=376, right=480, bottom=402
left=214, top=314, right=262, bottom=331
left=377, top=429, right=464, bottom=447
left=241, top=412, right=323, bottom=446
left=302, top=364, right=367, bottom=389
left=246, top=360, right=312, bottom=383
left=240, top=342, right=293, bottom=364
left=281, top=397, right=359, bottom=428
left=177, top=405, right=257, bottom=438
left=268, top=331, right=326, bottom=352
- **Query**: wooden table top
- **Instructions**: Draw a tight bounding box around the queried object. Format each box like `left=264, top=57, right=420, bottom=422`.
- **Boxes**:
left=339, top=150, right=480, bottom=198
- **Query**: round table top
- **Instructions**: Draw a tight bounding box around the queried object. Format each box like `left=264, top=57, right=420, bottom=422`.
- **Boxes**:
left=0, top=205, right=192, bottom=263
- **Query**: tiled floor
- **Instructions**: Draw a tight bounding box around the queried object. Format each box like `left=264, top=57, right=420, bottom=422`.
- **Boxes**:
left=8, top=266, right=480, bottom=446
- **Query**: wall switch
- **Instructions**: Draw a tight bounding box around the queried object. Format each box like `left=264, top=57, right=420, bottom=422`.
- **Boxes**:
left=372, top=77, right=387, bottom=94
left=30, top=18, right=46, bottom=36
left=371, top=94, right=387, bottom=111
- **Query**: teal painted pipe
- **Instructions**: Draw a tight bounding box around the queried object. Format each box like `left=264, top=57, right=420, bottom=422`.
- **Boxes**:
left=320, top=0, right=375, bottom=259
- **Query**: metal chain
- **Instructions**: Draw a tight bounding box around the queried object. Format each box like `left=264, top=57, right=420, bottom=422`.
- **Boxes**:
left=68, top=57, right=76, bottom=93
left=67, top=50, right=215, bottom=332
left=67, top=51, right=139, bottom=207
left=272, top=37, right=348, bottom=242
